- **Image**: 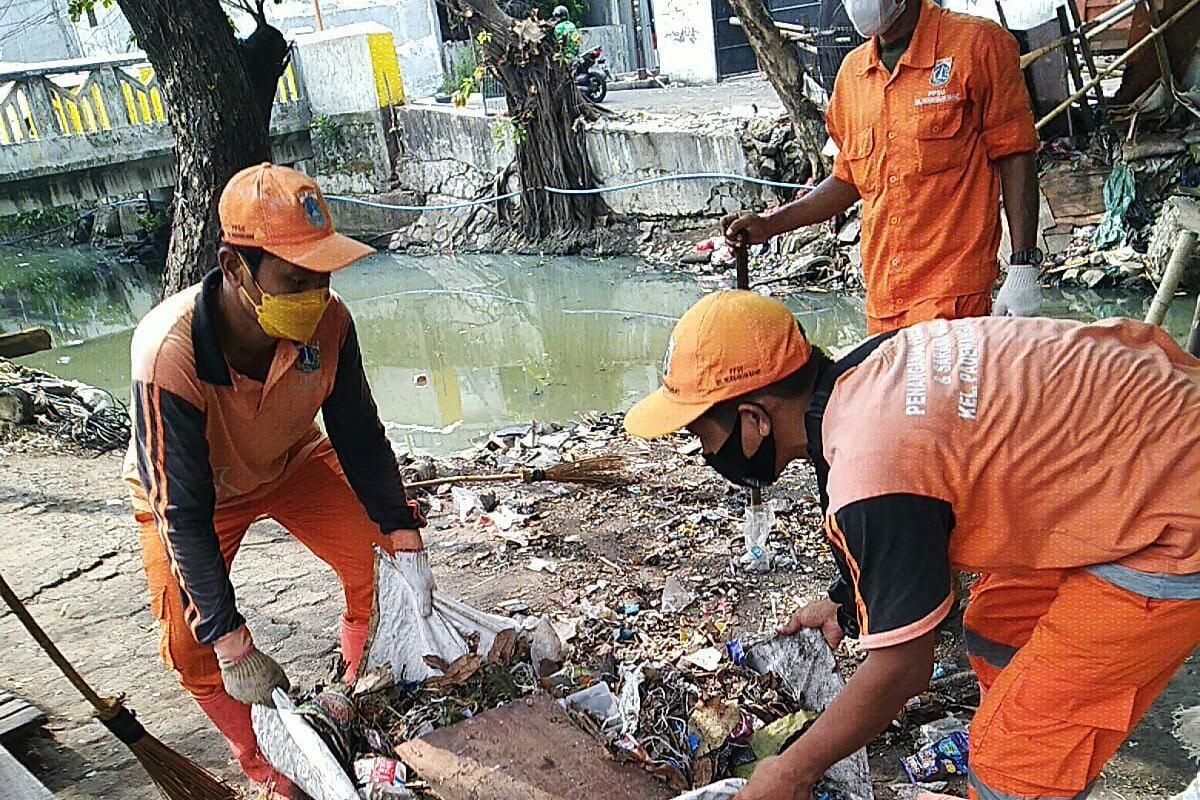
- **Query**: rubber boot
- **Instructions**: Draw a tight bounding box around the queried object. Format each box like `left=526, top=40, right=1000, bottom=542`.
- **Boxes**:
left=195, top=689, right=298, bottom=799
left=341, top=616, right=370, bottom=684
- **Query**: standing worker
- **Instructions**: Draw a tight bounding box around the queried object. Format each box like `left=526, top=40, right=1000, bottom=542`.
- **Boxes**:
left=724, top=0, right=1044, bottom=333
left=123, top=164, right=433, bottom=798
left=625, top=291, right=1200, bottom=800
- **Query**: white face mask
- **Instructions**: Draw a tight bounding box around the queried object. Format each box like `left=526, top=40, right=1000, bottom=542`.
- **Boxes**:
left=843, top=0, right=905, bottom=37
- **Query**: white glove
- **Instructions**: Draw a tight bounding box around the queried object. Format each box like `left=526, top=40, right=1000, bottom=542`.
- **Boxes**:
left=393, top=550, right=436, bottom=617
left=994, top=264, right=1042, bottom=317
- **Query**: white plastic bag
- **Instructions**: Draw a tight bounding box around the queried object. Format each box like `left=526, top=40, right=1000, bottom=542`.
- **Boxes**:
left=253, top=689, right=361, bottom=800
left=740, top=503, right=775, bottom=573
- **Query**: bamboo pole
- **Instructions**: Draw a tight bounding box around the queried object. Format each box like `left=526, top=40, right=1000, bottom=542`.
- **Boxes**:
left=1186, top=293, right=1200, bottom=356
left=1021, top=0, right=1136, bottom=69
left=1037, top=0, right=1200, bottom=130
left=1146, top=230, right=1197, bottom=326
left=1141, top=0, right=1178, bottom=95
left=1068, top=0, right=1111, bottom=119
left=1057, top=4, right=1097, bottom=131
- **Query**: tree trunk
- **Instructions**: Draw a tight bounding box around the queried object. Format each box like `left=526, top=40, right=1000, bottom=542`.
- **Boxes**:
left=725, top=0, right=830, bottom=178
left=447, top=1, right=606, bottom=246
left=117, top=0, right=272, bottom=295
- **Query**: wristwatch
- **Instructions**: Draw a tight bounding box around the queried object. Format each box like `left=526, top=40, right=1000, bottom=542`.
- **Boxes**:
left=1009, top=247, right=1044, bottom=267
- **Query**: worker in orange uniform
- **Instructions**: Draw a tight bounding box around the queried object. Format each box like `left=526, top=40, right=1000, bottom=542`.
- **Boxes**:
left=123, top=164, right=432, bottom=798
left=625, top=290, right=1200, bottom=800
left=724, top=0, right=1044, bottom=333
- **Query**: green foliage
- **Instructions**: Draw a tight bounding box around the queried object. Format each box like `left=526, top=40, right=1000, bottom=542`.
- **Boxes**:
left=66, top=0, right=113, bottom=24
left=490, top=118, right=528, bottom=149
left=440, top=48, right=478, bottom=95
left=452, top=64, right=487, bottom=108
left=0, top=208, right=76, bottom=240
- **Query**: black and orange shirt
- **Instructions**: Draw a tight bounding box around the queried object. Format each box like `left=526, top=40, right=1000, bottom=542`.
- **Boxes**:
left=808, top=318, right=1200, bottom=650
left=122, top=269, right=423, bottom=645
left=807, top=333, right=955, bottom=649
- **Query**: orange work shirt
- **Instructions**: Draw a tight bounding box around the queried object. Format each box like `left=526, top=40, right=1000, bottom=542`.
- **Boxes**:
left=821, top=317, right=1200, bottom=581
left=826, top=0, right=1039, bottom=319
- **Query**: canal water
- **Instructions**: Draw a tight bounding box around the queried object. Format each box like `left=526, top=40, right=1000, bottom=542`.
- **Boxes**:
left=3, top=246, right=1196, bottom=454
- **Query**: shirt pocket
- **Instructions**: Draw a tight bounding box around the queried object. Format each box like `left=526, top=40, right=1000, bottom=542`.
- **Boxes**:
left=915, top=103, right=968, bottom=175
left=840, top=126, right=879, bottom=194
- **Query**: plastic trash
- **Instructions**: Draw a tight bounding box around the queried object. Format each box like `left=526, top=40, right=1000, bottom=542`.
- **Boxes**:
left=450, top=486, right=480, bottom=523
left=740, top=503, right=775, bottom=573
left=661, top=575, right=696, bottom=613
left=900, top=732, right=969, bottom=783
left=354, top=757, right=413, bottom=799
left=1171, top=773, right=1200, bottom=800
left=916, top=715, right=968, bottom=748
left=669, top=778, right=746, bottom=800
left=253, top=689, right=360, bottom=800
left=616, top=663, right=645, bottom=735
left=562, top=682, right=621, bottom=731
left=530, top=616, right=564, bottom=677
left=363, top=551, right=516, bottom=684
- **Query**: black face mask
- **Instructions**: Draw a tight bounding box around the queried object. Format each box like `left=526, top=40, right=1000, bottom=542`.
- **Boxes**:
left=703, top=410, right=778, bottom=489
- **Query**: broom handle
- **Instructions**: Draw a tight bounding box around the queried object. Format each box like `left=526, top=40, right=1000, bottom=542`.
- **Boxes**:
left=0, top=571, right=110, bottom=712
left=406, top=472, right=524, bottom=489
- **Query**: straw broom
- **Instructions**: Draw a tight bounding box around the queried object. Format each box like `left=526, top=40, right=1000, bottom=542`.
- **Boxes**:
left=0, top=572, right=237, bottom=800
left=405, top=454, right=627, bottom=490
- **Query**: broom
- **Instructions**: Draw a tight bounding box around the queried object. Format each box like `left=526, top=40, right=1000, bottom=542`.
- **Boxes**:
left=405, top=454, right=627, bottom=490
left=0, top=571, right=237, bottom=800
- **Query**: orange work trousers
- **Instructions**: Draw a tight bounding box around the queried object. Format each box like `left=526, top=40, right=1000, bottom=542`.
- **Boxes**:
left=138, top=442, right=392, bottom=700
left=867, top=291, right=992, bottom=335
left=963, top=570, right=1200, bottom=799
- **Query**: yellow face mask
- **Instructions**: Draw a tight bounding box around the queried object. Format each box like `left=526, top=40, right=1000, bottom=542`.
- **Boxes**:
left=238, top=260, right=330, bottom=343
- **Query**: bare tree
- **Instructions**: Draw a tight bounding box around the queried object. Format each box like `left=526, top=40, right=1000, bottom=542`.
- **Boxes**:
left=73, top=0, right=289, bottom=293
left=725, top=0, right=830, bottom=178
left=445, top=0, right=607, bottom=249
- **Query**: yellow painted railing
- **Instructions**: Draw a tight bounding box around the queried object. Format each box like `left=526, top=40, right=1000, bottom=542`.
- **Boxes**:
left=0, top=58, right=303, bottom=144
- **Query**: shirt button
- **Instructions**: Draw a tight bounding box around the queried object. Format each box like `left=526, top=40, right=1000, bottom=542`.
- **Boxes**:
left=889, top=175, right=898, bottom=185
left=891, top=216, right=900, bottom=224
left=891, top=257, right=900, bottom=266
left=933, top=125, right=942, bottom=132
left=887, top=131, right=896, bottom=140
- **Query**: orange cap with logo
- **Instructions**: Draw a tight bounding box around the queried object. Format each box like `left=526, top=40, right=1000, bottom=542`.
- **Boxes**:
left=219, top=162, right=373, bottom=273
left=625, top=290, right=813, bottom=439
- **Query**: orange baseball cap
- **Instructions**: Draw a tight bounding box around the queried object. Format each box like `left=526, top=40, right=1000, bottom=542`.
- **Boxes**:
left=624, top=291, right=812, bottom=439
left=219, top=163, right=373, bottom=273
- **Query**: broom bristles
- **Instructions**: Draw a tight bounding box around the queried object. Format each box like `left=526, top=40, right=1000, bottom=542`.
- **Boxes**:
left=541, top=454, right=627, bottom=485
left=129, top=734, right=239, bottom=800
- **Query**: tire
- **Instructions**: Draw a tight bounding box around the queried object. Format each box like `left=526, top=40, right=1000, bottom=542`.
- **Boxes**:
left=586, top=74, right=607, bottom=103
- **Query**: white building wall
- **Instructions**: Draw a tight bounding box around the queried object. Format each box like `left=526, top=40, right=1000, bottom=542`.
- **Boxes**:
left=73, top=2, right=136, bottom=57
left=945, top=0, right=1067, bottom=30
left=655, top=0, right=717, bottom=83
left=263, top=0, right=444, bottom=100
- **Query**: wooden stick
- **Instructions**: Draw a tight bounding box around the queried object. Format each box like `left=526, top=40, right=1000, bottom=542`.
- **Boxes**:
left=1141, top=0, right=1178, bottom=94
left=1021, top=0, right=1136, bottom=69
left=407, top=472, right=524, bottom=489
left=1057, top=4, right=1096, bottom=131
left=1146, top=230, right=1197, bottom=326
left=1068, top=0, right=1111, bottom=120
left=1036, top=0, right=1200, bottom=130
left=1187, top=292, right=1200, bottom=356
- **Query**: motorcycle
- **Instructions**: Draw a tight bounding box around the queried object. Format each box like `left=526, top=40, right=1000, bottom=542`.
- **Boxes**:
left=573, top=47, right=611, bottom=103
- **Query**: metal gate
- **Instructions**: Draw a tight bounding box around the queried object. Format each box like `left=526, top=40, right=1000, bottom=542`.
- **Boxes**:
left=711, top=0, right=824, bottom=80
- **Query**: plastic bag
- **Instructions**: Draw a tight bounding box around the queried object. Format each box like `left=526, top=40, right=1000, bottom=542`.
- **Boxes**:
left=740, top=503, right=775, bottom=573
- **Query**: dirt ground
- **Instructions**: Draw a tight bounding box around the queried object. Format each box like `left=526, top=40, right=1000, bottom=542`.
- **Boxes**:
left=0, top=436, right=1196, bottom=799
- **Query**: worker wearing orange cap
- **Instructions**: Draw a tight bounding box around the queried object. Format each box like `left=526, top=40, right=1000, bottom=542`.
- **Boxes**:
left=122, top=164, right=431, bottom=797
left=625, top=291, right=1200, bottom=800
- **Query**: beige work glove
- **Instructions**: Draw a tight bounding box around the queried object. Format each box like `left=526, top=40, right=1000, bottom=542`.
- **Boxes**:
left=213, top=625, right=289, bottom=707
left=994, top=264, right=1043, bottom=317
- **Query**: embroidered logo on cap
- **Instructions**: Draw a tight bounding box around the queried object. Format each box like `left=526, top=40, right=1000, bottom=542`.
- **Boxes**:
left=299, top=190, right=327, bottom=229
left=931, top=57, right=953, bottom=87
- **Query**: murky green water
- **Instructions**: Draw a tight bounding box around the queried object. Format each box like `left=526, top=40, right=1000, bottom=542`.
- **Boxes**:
left=4, top=248, right=1196, bottom=454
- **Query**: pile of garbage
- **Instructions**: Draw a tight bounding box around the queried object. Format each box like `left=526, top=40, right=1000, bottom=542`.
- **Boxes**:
left=0, top=358, right=129, bottom=452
